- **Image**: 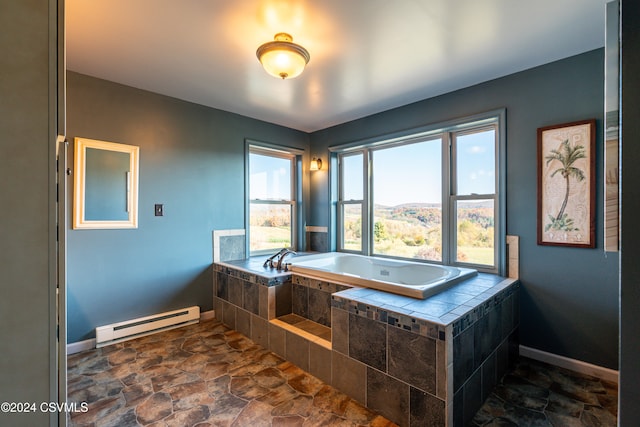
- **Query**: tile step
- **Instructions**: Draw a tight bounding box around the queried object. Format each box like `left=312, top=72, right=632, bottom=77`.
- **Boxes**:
left=270, top=314, right=331, bottom=349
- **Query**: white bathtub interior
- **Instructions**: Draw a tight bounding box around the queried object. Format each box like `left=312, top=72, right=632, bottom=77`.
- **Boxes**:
left=289, top=252, right=477, bottom=299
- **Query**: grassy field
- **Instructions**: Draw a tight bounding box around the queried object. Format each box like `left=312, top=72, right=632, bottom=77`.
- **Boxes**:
left=250, top=225, right=291, bottom=251
left=457, top=246, right=494, bottom=266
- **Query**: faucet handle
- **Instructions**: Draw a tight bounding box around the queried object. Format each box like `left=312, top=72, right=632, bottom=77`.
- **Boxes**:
left=276, top=249, right=297, bottom=270
left=263, top=248, right=286, bottom=268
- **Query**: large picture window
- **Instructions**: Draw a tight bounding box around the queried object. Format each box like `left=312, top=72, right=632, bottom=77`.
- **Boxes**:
left=335, top=112, right=504, bottom=273
left=372, top=137, right=442, bottom=261
left=248, top=145, right=298, bottom=255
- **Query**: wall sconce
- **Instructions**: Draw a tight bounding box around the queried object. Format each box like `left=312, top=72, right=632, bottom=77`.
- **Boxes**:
left=256, top=33, right=310, bottom=79
left=310, top=157, right=322, bottom=171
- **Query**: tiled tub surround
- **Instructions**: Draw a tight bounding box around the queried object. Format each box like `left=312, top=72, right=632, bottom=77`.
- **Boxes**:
left=212, top=229, right=246, bottom=263
left=213, top=257, right=520, bottom=427
left=306, top=226, right=329, bottom=252
left=213, top=259, right=292, bottom=336
left=292, top=275, right=351, bottom=328
left=333, top=277, right=520, bottom=427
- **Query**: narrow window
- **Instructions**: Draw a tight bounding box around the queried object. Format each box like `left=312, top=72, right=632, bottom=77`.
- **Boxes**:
left=338, top=152, right=365, bottom=252
left=451, top=127, right=497, bottom=268
left=248, top=146, right=296, bottom=255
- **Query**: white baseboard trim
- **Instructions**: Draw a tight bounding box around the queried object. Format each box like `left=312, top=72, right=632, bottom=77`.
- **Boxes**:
left=67, top=310, right=216, bottom=355
left=67, top=338, right=96, bottom=355
left=519, top=345, right=619, bottom=384
left=200, top=309, right=216, bottom=321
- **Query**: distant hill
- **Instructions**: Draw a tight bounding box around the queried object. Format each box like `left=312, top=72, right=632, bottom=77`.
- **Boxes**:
left=375, top=200, right=493, bottom=210
left=457, top=200, right=494, bottom=209
left=374, top=202, right=441, bottom=209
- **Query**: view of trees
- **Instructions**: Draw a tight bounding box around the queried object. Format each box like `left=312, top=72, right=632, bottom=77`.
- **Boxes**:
left=345, top=202, right=494, bottom=265
left=249, top=204, right=292, bottom=252
left=251, top=202, right=494, bottom=266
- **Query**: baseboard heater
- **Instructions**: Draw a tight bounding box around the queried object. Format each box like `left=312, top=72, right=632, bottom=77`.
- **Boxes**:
left=95, top=306, right=200, bottom=347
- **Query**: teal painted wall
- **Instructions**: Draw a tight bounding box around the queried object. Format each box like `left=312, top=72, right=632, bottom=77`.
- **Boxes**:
left=0, top=1, right=56, bottom=426
left=309, top=49, right=620, bottom=369
left=66, top=71, right=309, bottom=343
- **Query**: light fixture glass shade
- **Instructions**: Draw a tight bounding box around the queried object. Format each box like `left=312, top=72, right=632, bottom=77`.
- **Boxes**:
left=310, top=158, right=322, bottom=171
left=257, top=33, right=310, bottom=79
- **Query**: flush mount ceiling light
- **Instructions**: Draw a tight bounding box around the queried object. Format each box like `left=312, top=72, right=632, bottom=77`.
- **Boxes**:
left=256, top=33, right=310, bottom=79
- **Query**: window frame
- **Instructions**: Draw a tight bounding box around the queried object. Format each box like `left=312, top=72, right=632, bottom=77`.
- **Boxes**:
left=246, top=141, right=303, bottom=257
left=449, top=125, right=499, bottom=271
left=337, top=151, right=368, bottom=253
left=330, top=110, right=505, bottom=275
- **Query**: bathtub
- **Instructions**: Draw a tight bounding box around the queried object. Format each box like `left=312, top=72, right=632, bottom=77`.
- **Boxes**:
left=288, top=252, right=477, bottom=299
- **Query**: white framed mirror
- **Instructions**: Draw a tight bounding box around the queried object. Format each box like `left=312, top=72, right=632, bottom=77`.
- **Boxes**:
left=73, top=137, right=139, bottom=229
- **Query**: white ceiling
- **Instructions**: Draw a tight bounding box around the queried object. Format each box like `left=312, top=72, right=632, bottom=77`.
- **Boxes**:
left=66, top=0, right=607, bottom=133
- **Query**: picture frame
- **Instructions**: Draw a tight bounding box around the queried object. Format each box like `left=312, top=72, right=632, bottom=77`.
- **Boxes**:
left=537, top=119, right=596, bottom=248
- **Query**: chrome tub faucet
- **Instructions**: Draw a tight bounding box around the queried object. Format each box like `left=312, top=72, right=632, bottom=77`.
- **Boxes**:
left=276, top=249, right=297, bottom=271
left=263, top=248, right=288, bottom=268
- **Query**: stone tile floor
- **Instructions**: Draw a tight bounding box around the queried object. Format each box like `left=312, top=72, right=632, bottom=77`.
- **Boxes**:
left=472, top=357, right=618, bottom=426
left=67, top=318, right=396, bottom=426
left=67, top=318, right=618, bottom=426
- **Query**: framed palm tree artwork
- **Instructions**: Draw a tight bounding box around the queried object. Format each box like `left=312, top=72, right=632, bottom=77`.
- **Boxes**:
left=537, top=119, right=596, bottom=248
